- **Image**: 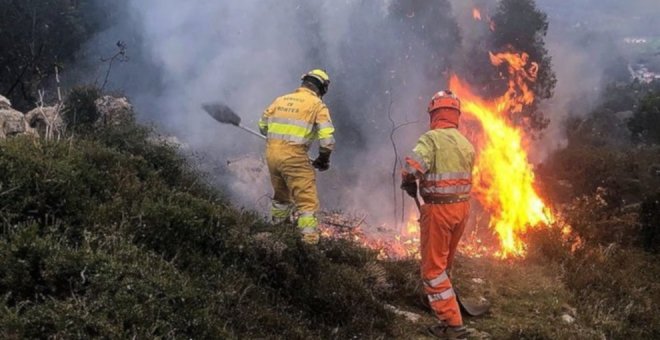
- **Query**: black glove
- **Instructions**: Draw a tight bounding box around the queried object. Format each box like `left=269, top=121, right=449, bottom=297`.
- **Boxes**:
left=312, top=149, right=331, bottom=171
left=401, top=180, right=418, bottom=198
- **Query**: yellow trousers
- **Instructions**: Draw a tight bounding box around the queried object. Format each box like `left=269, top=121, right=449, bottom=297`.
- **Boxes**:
left=265, top=143, right=319, bottom=229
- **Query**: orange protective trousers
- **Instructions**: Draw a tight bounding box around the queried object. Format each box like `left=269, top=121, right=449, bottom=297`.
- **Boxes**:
left=420, top=201, right=469, bottom=326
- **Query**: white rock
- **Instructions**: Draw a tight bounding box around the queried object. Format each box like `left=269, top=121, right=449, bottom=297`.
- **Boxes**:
left=0, top=95, right=11, bottom=109
left=561, top=313, right=575, bottom=324
left=384, top=304, right=422, bottom=323
left=94, top=95, right=133, bottom=126
left=25, top=105, right=64, bottom=138
left=0, top=106, right=31, bottom=139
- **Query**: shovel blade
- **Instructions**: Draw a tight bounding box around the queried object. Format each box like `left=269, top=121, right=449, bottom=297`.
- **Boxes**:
left=457, top=293, right=491, bottom=317
left=202, top=102, right=241, bottom=126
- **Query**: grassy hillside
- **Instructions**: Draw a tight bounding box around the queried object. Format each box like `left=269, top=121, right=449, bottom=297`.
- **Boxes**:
left=1, top=90, right=658, bottom=339
left=0, top=118, right=416, bottom=338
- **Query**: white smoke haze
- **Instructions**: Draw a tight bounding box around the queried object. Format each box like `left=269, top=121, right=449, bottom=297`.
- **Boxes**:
left=79, top=0, right=463, bottom=228
left=531, top=0, right=660, bottom=159
left=78, top=0, right=660, bottom=227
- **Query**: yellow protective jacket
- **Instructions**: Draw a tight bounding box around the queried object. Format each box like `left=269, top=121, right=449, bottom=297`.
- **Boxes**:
left=258, top=87, right=335, bottom=151
left=403, top=128, right=476, bottom=201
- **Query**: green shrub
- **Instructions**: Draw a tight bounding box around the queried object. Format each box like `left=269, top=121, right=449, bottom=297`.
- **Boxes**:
left=640, top=193, right=660, bottom=253
left=563, top=247, right=660, bottom=339
left=63, top=86, right=102, bottom=132
left=0, top=123, right=411, bottom=338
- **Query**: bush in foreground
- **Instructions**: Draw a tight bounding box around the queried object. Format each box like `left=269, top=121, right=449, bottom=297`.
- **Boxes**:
left=0, top=120, right=412, bottom=338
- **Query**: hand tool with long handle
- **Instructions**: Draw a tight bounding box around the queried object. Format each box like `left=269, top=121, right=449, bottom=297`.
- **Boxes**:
left=408, top=192, right=490, bottom=317
left=202, top=102, right=266, bottom=140
left=203, top=102, right=323, bottom=170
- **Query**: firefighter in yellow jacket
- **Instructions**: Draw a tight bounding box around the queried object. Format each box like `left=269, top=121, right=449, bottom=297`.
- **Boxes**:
left=401, top=90, right=475, bottom=339
left=258, top=69, right=335, bottom=245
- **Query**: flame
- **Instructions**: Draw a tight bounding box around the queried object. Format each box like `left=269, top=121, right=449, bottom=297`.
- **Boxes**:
left=403, top=214, right=419, bottom=237
left=472, top=7, right=482, bottom=21
left=319, top=50, right=568, bottom=260
left=319, top=212, right=421, bottom=260
left=450, top=50, right=555, bottom=258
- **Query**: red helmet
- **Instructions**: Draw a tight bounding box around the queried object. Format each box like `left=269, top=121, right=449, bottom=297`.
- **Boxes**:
left=428, top=90, right=460, bottom=113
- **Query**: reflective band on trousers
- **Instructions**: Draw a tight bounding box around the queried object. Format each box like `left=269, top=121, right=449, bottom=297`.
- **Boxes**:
left=421, top=185, right=472, bottom=195
left=425, top=271, right=449, bottom=288
left=271, top=202, right=292, bottom=218
left=297, top=212, right=318, bottom=228
left=428, top=288, right=455, bottom=302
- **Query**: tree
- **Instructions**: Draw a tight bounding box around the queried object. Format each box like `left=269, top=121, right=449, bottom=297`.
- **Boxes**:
left=461, top=0, right=556, bottom=131
left=388, top=0, right=461, bottom=80
left=0, top=0, right=117, bottom=111
left=495, top=0, right=556, bottom=131
left=629, top=92, right=660, bottom=144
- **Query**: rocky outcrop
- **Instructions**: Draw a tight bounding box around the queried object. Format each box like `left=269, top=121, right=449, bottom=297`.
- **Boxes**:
left=0, top=95, right=11, bottom=109
left=0, top=94, right=136, bottom=140
left=94, top=95, right=133, bottom=127
left=25, top=105, right=64, bottom=139
left=0, top=95, right=35, bottom=138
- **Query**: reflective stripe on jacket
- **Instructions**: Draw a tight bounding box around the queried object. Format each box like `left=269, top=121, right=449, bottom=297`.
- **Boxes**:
left=258, top=87, right=335, bottom=150
left=403, top=128, right=475, bottom=200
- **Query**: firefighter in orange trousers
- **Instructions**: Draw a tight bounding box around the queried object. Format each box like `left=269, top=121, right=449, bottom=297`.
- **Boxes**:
left=258, top=69, right=335, bottom=245
left=401, top=90, right=475, bottom=339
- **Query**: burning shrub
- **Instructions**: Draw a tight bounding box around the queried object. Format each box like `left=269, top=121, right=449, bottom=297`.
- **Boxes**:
left=525, top=226, right=573, bottom=263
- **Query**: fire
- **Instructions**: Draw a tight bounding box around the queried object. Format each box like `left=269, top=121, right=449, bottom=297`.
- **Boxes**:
left=318, top=212, right=421, bottom=260
left=450, top=50, right=554, bottom=258
left=472, top=8, right=482, bottom=21
left=403, top=213, right=419, bottom=238
left=320, top=51, right=561, bottom=259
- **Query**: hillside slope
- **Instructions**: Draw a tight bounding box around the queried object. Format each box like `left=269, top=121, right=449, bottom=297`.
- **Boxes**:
left=1, top=94, right=658, bottom=339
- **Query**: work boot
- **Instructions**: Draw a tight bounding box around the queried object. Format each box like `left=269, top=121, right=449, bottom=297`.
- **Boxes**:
left=427, top=323, right=468, bottom=340
left=301, top=227, right=320, bottom=245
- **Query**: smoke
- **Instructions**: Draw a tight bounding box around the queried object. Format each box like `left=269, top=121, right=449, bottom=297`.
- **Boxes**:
left=79, top=0, right=461, bottom=226
left=77, top=0, right=660, bottom=225
left=532, top=0, right=660, bottom=157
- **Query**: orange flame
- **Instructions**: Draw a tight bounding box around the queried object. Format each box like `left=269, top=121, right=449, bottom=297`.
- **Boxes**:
left=450, top=50, right=554, bottom=258
left=403, top=214, right=419, bottom=237
left=319, top=213, right=422, bottom=260
left=473, top=8, right=482, bottom=21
